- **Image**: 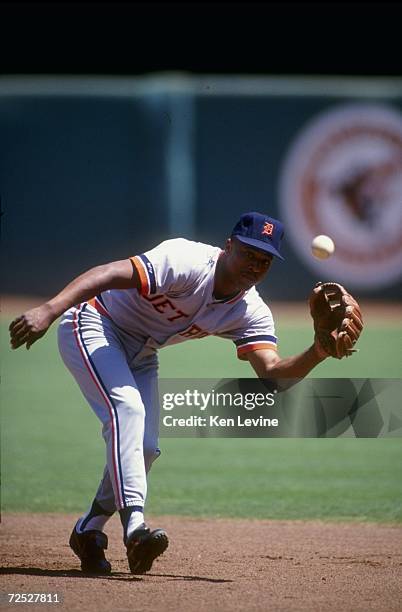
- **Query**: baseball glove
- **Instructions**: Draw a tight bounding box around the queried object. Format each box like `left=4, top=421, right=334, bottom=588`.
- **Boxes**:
left=309, top=282, right=364, bottom=359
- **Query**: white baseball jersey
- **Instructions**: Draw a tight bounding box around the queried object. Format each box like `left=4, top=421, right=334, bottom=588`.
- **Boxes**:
left=88, top=238, right=278, bottom=360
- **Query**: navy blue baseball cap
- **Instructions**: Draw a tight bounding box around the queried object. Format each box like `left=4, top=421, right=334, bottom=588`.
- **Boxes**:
left=231, top=212, right=285, bottom=260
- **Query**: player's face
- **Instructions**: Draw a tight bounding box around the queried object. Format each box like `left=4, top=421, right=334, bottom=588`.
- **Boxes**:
left=226, top=238, right=273, bottom=290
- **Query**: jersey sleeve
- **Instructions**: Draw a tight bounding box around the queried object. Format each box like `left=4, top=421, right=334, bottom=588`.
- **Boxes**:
left=130, top=238, right=205, bottom=297
left=217, top=293, right=278, bottom=360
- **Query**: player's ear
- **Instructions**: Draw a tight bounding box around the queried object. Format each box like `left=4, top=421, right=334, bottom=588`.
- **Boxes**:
left=225, top=238, right=233, bottom=254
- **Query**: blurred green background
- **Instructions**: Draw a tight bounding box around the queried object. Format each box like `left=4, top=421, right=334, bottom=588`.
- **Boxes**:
left=1, top=315, right=401, bottom=523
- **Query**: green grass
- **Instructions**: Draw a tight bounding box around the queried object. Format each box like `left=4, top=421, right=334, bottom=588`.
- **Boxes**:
left=146, top=438, right=402, bottom=522
left=1, top=319, right=401, bottom=522
left=158, top=325, right=402, bottom=378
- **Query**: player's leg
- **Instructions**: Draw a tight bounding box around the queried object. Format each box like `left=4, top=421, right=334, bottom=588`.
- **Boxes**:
left=76, top=466, right=116, bottom=533
left=58, top=304, right=148, bottom=509
left=58, top=304, right=149, bottom=571
left=69, top=353, right=169, bottom=575
left=123, top=357, right=169, bottom=574
left=76, top=358, right=162, bottom=536
left=135, top=356, right=162, bottom=473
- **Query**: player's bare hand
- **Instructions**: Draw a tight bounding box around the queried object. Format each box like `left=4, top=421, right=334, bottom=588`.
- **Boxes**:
left=9, top=304, right=55, bottom=350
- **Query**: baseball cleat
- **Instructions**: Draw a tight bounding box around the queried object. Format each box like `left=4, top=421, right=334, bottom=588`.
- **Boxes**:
left=69, top=524, right=112, bottom=575
left=126, top=524, right=169, bottom=574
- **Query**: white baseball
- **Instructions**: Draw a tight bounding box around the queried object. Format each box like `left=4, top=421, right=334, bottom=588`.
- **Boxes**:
left=311, top=235, right=335, bottom=259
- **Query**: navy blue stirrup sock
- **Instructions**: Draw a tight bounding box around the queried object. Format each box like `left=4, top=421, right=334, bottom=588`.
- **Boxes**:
left=80, top=499, right=114, bottom=531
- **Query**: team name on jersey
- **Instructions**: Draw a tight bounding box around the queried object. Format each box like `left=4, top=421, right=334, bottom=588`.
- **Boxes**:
left=143, top=294, right=209, bottom=339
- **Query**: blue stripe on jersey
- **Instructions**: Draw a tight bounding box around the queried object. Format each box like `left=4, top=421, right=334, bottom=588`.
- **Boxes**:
left=138, top=254, right=157, bottom=294
left=78, top=303, right=127, bottom=508
left=97, top=294, right=107, bottom=308
left=234, top=334, right=277, bottom=347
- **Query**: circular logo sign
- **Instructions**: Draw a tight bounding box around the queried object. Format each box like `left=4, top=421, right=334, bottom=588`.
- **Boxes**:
left=279, top=104, right=402, bottom=289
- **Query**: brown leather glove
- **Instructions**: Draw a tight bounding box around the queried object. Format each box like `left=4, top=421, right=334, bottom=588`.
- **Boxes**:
left=309, top=282, right=364, bottom=359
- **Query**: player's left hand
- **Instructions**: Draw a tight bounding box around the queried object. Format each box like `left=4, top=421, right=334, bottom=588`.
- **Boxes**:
left=309, top=282, right=364, bottom=359
left=9, top=303, right=55, bottom=350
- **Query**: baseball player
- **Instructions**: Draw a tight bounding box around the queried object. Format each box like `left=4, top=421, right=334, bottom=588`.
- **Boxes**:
left=9, top=212, right=363, bottom=575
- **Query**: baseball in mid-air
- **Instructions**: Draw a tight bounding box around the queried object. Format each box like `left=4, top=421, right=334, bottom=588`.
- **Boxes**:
left=311, top=235, right=335, bottom=259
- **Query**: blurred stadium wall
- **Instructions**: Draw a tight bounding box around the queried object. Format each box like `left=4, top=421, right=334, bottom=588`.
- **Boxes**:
left=1, top=74, right=402, bottom=300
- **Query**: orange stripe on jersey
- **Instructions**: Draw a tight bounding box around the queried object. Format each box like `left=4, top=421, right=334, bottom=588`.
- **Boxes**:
left=130, top=256, right=150, bottom=296
left=87, top=297, right=112, bottom=319
left=237, top=342, right=277, bottom=360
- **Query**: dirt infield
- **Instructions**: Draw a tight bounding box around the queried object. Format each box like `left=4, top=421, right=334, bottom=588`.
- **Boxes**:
left=1, top=514, right=401, bottom=612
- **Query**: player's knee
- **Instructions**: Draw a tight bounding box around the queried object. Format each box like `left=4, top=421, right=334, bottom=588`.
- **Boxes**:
left=113, top=388, right=146, bottom=421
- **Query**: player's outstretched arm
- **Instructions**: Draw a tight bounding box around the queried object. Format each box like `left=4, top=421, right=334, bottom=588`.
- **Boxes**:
left=9, top=259, right=140, bottom=350
left=247, top=342, right=328, bottom=381
left=247, top=281, right=364, bottom=377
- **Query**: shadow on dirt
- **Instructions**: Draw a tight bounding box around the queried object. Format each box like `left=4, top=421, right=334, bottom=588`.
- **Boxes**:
left=0, top=567, right=233, bottom=583
left=149, top=573, right=233, bottom=582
